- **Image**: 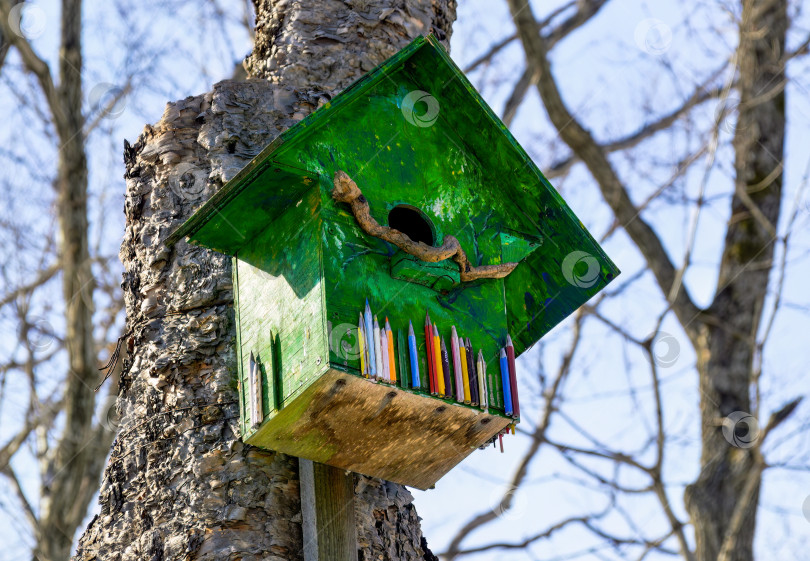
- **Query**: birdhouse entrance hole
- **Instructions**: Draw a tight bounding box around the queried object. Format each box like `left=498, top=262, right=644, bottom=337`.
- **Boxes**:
left=388, top=205, right=434, bottom=246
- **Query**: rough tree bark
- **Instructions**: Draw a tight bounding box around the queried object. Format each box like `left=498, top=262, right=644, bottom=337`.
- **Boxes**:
left=73, top=1, right=456, bottom=560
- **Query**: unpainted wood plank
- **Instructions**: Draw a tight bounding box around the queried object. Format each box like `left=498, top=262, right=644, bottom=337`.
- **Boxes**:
left=299, top=458, right=358, bottom=561
left=248, top=369, right=510, bottom=489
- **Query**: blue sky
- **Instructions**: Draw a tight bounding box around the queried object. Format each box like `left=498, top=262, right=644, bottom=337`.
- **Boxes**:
left=1, top=1, right=809, bottom=559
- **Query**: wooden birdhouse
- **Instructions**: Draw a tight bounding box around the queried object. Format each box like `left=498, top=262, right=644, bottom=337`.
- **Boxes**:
left=167, top=35, right=619, bottom=489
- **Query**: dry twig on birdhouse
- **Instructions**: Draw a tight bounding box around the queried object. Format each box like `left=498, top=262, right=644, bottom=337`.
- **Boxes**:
left=331, top=170, right=519, bottom=282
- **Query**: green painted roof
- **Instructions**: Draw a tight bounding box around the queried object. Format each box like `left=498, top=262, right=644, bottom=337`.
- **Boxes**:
left=167, top=34, right=619, bottom=356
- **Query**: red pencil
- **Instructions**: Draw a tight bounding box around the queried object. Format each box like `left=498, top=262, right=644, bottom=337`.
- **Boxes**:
left=505, top=334, right=519, bottom=419
left=425, top=312, right=436, bottom=394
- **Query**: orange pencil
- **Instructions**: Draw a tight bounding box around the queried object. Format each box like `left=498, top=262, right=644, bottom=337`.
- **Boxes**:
left=386, top=318, right=396, bottom=383
left=433, top=325, right=445, bottom=396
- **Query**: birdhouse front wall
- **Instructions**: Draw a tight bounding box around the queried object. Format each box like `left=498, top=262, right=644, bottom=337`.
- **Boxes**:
left=250, top=68, right=538, bottom=415
left=320, top=203, right=511, bottom=413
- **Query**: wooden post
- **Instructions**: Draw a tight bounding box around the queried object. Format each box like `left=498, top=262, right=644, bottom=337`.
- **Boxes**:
left=299, top=458, right=358, bottom=561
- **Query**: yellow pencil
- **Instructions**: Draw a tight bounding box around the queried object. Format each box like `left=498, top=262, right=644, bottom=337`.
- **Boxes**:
left=358, top=314, right=366, bottom=377
left=386, top=318, right=396, bottom=383
left=433, top=325, right=444, bottom=396
left=459, top=337, right=471, bottom=403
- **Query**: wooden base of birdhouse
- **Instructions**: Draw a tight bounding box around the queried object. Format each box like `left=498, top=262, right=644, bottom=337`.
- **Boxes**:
left=244, top=369, right=510, bottom=490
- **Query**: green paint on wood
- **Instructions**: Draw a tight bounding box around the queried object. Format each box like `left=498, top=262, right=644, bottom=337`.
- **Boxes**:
left=235, top=186, right=329, bottom=440
left=168, top=34, right=619, bottom=486
left=390, top=252, right=459, bottom=291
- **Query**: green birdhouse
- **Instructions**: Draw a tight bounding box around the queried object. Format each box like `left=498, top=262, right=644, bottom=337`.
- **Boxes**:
left=167, top=35, right=618, bottom=489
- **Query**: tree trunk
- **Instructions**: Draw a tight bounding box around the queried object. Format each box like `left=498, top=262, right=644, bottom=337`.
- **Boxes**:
left=73, top=1, right=455, bottom=560
left=684, top=1, right=787, bottom=560
left=34, top=1, right=116, bottom=559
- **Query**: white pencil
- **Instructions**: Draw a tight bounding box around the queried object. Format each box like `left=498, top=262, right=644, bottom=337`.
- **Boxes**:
left=373, top=316, right=384, bottom=381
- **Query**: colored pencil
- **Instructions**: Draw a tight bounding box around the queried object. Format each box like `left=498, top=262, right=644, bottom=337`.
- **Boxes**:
left=506, top=334, right=519, bottom=419
left=364, top=300, right=376, bottom=378
left=440, top=337, right=452, bottom=399
left=441, top=337, right=453, bottom=398
left=477, top=350, right=487, bottom=411
left=500, top=348, right=513, bottom=416
left=433, top=325, right=444, bottom=396
left=466, top=338, right=478, bottom=405
left=386, top=318, right=396, bottom=383
left=450, top=326, right=463, bottom=402
left=385, top=327, right=397, bottom=384
left=397, top=329, right=408, bottom=389
left=459, top=337, right=471, bottom=404
left=425, top=312, right=435, bottom=394
left=358, top=314, right=366, bottom=377
left=249, top=350, right=259, bottom=428
left=408, top=321, right=420, bottom=389
left=373, top=316, right=383, bottom=381
left=379, top=317, right=390, bottom=381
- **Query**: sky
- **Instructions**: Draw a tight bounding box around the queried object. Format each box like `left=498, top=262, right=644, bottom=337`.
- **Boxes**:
left=1, top=0, right=810, bottom=560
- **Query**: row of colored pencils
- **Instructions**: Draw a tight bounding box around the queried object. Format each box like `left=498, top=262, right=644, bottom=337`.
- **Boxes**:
left=423, top=311, right=488, bottom=409
left=358, top=300, right=398, bottom=384
left=356, top=301, right=520, bottom=419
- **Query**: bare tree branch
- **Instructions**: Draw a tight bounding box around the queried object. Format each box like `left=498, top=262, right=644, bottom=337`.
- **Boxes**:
left=505, top=0, right=703, bottom=342
left=464, top=0, right=609, bottom=74
left=546, top=79, right=728, bottom=179
left=442, top=309, right=586, bottom=559
left=0, top=262, right=59, bottom=310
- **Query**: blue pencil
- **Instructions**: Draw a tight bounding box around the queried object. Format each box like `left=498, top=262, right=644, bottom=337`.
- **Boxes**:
left=408, top=321, right=420, bottom=389
left=500, top=348, right=513, bottom=416
left=364, top=300, right=376, bottom=378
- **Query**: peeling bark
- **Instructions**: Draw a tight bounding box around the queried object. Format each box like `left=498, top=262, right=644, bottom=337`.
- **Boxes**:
left=73, top=2, right=456, bottom=560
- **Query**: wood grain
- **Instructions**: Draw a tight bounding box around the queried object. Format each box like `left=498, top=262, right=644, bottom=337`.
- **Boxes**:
left=247, top=369, right=510, bottom=490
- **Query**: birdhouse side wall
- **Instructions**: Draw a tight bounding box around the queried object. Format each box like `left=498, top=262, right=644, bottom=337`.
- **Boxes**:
left=234, top=185, right=329, bottom=440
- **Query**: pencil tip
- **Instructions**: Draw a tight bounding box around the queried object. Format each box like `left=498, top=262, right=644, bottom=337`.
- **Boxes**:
left=506, top=334, right=513, bottom=345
